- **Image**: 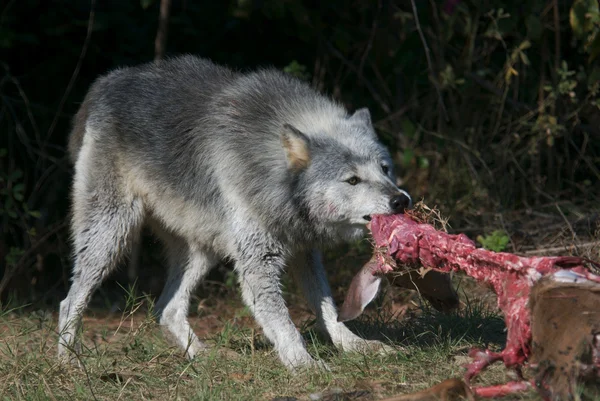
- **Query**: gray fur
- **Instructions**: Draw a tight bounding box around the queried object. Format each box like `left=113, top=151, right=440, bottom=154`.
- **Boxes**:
left=58, top=55, right=411, bottom=369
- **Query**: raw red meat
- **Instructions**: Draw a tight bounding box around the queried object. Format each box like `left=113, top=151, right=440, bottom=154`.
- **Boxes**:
left=342, top=213, right=600, bottom=399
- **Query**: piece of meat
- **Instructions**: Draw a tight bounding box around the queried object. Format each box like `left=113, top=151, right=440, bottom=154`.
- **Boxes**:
left=340, top=213, right=600, bottom=399
left=378, top=378, right=474, bottom=401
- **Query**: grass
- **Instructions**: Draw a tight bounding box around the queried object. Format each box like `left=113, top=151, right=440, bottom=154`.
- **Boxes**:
left=2, top=206, right=598, bottom=401
left=0, top=285, right=543, bottom=401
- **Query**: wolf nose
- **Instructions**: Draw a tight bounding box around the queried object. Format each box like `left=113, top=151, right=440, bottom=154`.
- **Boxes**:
left=389, top=193, right=411, bottom=213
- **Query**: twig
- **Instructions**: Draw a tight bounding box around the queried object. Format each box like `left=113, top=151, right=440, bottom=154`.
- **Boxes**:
left=508, top=152, right=555, bottom=202
left=312, top=55, right=323, bottom=91
left=538, top=36, right=548, bottom=113
left=552, top=0, right=560, bottom=116
left=460, top=149, right=480, bottom=182
left=44, top=0, right=96, bottom=147
left=41, top=377, right=58, bottom=401
left=373, top=105, right=410, bottom=127
left=523, top=241, right=600, bottom=256
left=491, top=85, right=509, bottom=139
left=421, top=127, right=494, bottom=179
left=410, top=0, right=448, bottom=121
left=465, top=73, right=531, bottom=112
left=325, top=42, right=391, bottom=114
left=555, top=203, right=577, bottom=242
left=4, top=74, right=42, bottom=146
left=358, top=0, right=381, bottom=77
left=29, top=156, right=70, bottom=205
left=75, top=351, right=100, bottom=401
left=497, top=213, right=517, bottom=253
left=0, top=0, right=16, bottom=27
left=369, top=60, right=393, bottom=99
left=154, top=0, right=172, bottom=62
left=567, top=135, right=600, bottom=181
left=579, top=124, right=600, bottom=138
left=0, top=222, right=68, bottom=298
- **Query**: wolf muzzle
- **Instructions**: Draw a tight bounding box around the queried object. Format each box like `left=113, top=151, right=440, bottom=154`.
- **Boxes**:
left=389, top=193, right=411, bottom=213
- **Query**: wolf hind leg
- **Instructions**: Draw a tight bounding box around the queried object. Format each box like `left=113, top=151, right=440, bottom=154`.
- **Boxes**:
left=290, top=250, right=393, bottom=354
left=154, top=235, right=217, bottom=359
left=58, top=189, right=144, bottom=363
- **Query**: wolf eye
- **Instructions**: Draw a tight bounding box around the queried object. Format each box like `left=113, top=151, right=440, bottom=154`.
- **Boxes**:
left=381, top=165, right=389, bottom=174
left=346, top=176, right=361, bottom=185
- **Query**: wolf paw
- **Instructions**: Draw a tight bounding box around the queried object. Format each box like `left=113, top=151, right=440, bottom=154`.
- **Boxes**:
left=57, top=348, right=84, bottom=368
left=292, top=358, right=331, bottom=374
left=57, top=338, right=83, bottom=367
left=341, top=338, right=397, bottom=355
left=279, top=346, right=322, bottom=371
left=329, top=324, right=395, bottom=355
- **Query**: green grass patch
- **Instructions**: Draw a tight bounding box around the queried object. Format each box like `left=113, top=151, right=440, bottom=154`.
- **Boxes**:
left=0, top=293, right=545, bottom=401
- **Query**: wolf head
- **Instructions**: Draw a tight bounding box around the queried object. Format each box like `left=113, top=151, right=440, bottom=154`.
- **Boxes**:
left=282, top=107, right=411, bottom=241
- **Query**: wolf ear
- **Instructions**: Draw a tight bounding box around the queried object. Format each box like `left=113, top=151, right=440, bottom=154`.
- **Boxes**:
left=281, top=124, right=311, bottom=171
left=349, top=107, right=372, bottom=126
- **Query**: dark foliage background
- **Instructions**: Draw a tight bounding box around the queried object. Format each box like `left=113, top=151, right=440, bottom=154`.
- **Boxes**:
left=1, top=0, right=599, bottom=305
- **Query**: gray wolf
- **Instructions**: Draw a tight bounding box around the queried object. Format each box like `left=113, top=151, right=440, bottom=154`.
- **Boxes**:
left=58, top=55, right=412, bottom=369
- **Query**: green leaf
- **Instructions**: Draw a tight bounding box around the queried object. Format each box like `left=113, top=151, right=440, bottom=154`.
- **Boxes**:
left=400, top=119, right=416, bottom=139
left=588, top=32, right=600, bottom=63
left=9, top=170, right=23, bottom=181
left=283, top=60, right=309, bottom=80
left=13, top=183, right=24, bottom=193
left=570, top=0, right=599, bottom=38
left=571, top=1, right=587, bottom=38
left=28, top=210, right=41, bottom=218
left=0, top=148, right=7, bottom=157
left=497, top=11, right=516, bottom=36
left=401, top=148, right=414, bottom=168
left=6, top=247, right=24, bottom=266
left=476, top=230, right=510, bottom=252
left=526, top=15, right=543, bottom=40
left=587, top=67, right=600, bottom=87
left=140, top=0, right=156, bottom=10
left=518, top=40, right=531, bottom=51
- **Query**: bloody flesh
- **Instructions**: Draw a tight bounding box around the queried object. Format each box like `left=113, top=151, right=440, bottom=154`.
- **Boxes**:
left=364, top=213, right=600, bottom=396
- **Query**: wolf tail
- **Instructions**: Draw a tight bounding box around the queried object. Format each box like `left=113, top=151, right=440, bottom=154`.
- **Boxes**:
left=68, top=96, right=90, bottom=164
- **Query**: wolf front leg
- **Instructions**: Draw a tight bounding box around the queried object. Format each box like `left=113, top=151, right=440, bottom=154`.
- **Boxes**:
left=291, top=250, right=391, bottom=354
left=234, top=240, right=317, bottom=370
